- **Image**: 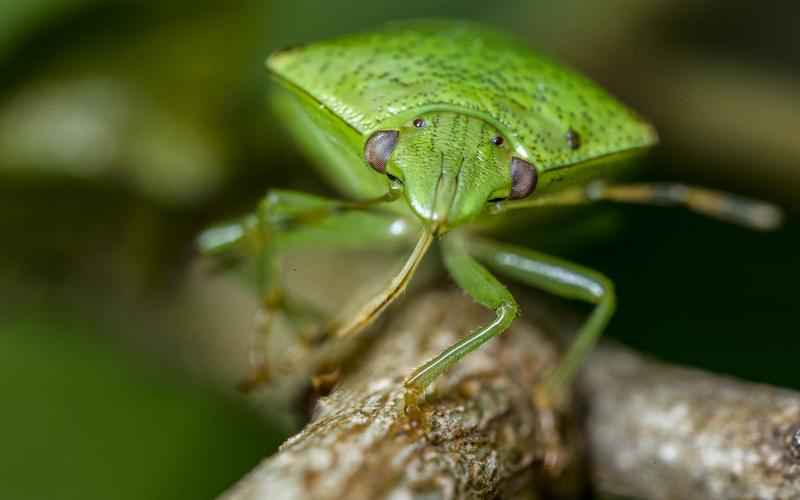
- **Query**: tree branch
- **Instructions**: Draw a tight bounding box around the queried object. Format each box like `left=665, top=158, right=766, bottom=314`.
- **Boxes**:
left=220, top=289, right=800, bottom=500
left=581, top=345, right=800, bottom=500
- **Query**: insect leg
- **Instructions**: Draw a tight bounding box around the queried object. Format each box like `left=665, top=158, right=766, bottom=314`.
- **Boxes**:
left=403, top=234, right=519, bottom=411
left=464, top=236, right=616, bottom=393
left=199, top=189, right=408, bottom=327
left=197, top=189, right=411, bottom=390
left=590, top=182, right=782, bottom=230
left=197, top=188, right=401, bottom=255
left=490, top=182, right=782, bottom=231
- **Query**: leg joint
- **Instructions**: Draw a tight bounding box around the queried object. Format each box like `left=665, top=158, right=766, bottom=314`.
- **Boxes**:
left=497, top=300, right=520, bottom=322
left=581, top=270, right=615, bottom=305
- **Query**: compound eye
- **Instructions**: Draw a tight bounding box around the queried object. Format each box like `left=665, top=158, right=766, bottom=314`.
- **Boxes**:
left=509, top=157, right=538, bottom=199
left=364, top=130, right=399, bottom=173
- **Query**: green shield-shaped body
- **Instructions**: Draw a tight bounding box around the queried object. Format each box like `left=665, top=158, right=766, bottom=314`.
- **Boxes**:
left=268, top=20, right=657, bottom=226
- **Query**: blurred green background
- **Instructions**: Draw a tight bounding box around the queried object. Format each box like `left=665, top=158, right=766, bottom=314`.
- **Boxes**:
left=1, top=1, right=797, bottom=499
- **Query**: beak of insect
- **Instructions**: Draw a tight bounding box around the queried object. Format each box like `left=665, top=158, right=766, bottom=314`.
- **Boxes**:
left=427, top=171, right=459, bottom=235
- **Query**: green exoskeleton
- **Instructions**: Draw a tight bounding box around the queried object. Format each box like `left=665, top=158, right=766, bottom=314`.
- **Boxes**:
left=199, top=21, right=782, bottom=411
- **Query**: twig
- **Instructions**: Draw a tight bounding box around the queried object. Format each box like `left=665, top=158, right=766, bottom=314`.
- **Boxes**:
left=221, top=290, right=579, bottom=500
left=581, top=345, right=800, bottom=500
left=220, top=289, right=800, bottom=500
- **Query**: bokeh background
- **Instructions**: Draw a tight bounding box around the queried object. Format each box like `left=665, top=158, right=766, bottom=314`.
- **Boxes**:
left=1, top=1, right=797, bottom=499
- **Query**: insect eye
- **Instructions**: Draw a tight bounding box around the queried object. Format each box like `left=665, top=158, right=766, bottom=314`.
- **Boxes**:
left=364, top=130, right=399, bottom=173
left=509, top=157, right=538, bottom=199
left=413, top=118, right=426, bottom=128
left=491, top=136, right=504, bottom=146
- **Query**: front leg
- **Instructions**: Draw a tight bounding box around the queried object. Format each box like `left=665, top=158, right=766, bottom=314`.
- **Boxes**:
left=459, top=236, right=616, bottom=473
left=464, top=237, right=616, bottom=393
left=403, top=233, right=519, bottom=411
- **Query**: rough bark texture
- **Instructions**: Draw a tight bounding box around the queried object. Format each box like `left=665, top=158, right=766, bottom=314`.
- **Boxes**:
left=222, top=291, right=577, bottom=500
left=582, top=346, right=800, bottom=500
left=220, top=290, right=800, bottom=500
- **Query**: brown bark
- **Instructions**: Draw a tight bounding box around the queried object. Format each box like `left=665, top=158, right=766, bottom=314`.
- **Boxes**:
left=220, top=290, right=800, bottom=500
left=582, top=346, right=800, bottom=500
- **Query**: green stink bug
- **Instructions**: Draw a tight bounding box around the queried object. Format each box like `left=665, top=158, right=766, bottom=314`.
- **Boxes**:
left=199, top=20, right=782, bottom=408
